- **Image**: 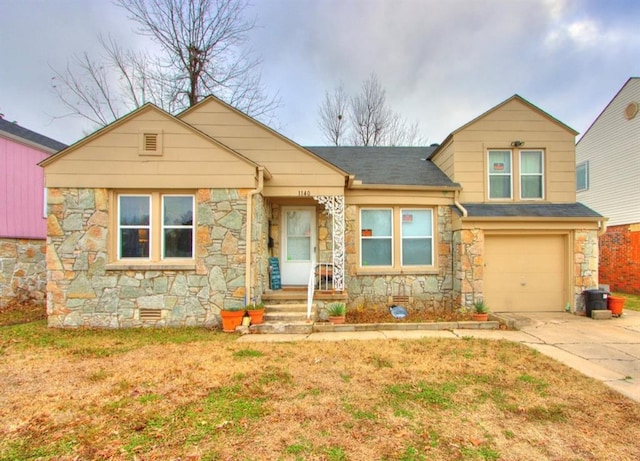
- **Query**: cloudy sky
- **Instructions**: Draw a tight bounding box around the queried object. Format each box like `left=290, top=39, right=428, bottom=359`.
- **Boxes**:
left=1, top=0, right=639, bottom=147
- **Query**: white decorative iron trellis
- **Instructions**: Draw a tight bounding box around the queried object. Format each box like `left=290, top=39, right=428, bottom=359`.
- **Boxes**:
left=313, top=195, right=345, bottom=291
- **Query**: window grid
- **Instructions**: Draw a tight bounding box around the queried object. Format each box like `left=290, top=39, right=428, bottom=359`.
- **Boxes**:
left=488, top=150, right=513, bottom=200
left=161, top=195, right=195, bottom=259
left=118, top=194, right=152, bottom=260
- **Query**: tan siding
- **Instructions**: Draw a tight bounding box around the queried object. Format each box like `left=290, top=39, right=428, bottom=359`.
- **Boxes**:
left=431, top=141, right=455, bottom=179
left=44, top=107, right=257, bottom=189
left=450, top=98, right=577, bottom=204
left=346, top=189, right=455, bottom=206
left=181, top=99, right=346, bottom=190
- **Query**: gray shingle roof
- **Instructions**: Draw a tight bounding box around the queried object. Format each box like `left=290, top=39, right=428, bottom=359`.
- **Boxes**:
left=0, top=118, right=67, bottom=152
left=456, top=203, right=603, bottom=218
left=306, top=146, right=459, bottom=188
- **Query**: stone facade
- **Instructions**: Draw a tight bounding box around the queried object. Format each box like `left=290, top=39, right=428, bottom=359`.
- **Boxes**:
left=453, top=228, right=484, bottom=309
left=574, top=229, right=600, bottom=312
left=46, top=187, right=256, bottom=328
left=343, top=205, right=456, bottom=312
left=0, top=238, right=46, bottom=307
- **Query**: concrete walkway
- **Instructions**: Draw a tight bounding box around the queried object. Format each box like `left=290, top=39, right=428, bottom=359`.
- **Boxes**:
left=238, top=310, right=640, bottom=403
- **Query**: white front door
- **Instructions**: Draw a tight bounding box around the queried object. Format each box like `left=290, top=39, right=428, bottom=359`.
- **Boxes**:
left=281, top=207, right=316, bottom=285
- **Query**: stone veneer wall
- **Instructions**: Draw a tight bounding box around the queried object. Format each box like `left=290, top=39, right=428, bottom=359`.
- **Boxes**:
left=453, top=228, right=484, bottom=309
left=344, top=205, right=455, bottom=311
left=0, top=238, right=47, bottom=307
left=574, top=229, right=600, bottom=312
left=46, top=187, right=250, bottom=328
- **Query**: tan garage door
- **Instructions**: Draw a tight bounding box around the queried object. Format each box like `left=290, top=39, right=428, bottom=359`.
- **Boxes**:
left=484, top=235, right=566, bottom=312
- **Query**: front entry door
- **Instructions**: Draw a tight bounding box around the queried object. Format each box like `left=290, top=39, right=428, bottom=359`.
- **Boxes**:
left=281, top=207, right=316, bottom=285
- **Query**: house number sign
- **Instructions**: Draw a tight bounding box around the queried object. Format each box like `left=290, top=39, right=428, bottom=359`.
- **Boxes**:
left=298, top=190, right=311, bottom=197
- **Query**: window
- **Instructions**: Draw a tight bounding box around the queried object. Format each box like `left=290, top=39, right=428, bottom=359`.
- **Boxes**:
left=488, top=150, right=512, bottom=199
left=360, top=207, right=434, bottom=269
left=520, top=150, right=544, bottom=199
left=401, top=209, right=433, bottom=266
left=576, top=161, right=589, bottom=192
left=361, top=209, right=392, bottom=266
left=118, top=193, right=194, bottom=261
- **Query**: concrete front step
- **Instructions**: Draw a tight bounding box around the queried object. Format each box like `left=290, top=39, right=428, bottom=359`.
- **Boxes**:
left=251, top=321, right=314, bottom=334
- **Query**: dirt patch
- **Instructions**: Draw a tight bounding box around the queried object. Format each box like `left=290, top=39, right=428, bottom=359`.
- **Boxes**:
left=0, top=297, right=46, bottom=327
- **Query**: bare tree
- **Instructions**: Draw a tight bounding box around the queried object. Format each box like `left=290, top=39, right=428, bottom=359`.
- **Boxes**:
left=317, top=82, right=348, bottom=146
left=317, top=74, right=424, bottom=147
left=52, top=0, right=279, bottom=128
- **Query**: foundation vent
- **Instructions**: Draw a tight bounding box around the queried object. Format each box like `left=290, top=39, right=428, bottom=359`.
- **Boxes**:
left=390, top=295, right=411, bottom=305
left=140, top=308, right=163, bottom=321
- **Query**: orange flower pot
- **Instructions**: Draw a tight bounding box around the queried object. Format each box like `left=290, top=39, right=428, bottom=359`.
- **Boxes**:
left=607, top=296, right=625, bottom=317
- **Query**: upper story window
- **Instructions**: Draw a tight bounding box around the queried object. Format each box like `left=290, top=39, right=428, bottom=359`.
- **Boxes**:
left=576, top=161, right=589, bottom=192
left=118, top=193, right=194, bottom=261
left=488, top=150, right=512, bottom=199
left=360, top=207, right=434, bottom=270
left=520, top=150, right=544, bottom=200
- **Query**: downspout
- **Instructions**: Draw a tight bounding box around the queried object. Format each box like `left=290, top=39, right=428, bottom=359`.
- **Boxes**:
left=454, top=190, right=468, bottom=217
left=245, top=167, right=265, bottom=306
left=597, top=219, right=608, bottom=237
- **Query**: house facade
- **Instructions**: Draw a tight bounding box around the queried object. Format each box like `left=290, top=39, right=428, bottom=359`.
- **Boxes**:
left=41, top=95, right=603, bottom=328
left=0, top=117, right=66, bottom=307
left=576, top=77, right=640, bottom=295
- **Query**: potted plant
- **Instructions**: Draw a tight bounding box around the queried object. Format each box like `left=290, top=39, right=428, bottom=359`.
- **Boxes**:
left=471, top=300, right=489, bottom=322
left=246, top=301, right=265, bottom=325
left=220, top=306, right=245, bottom=332
left=326, top=302, right=346, bottom=324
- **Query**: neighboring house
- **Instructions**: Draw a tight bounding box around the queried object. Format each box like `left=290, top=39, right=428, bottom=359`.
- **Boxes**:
left=0, top=117, right=66, bottom=307
left=576, top=77, right=640, bottom=295
left=40, top=94, right=603, bottom=328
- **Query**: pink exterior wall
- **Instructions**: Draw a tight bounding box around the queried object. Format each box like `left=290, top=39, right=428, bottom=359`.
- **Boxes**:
left=0, top=137, right=49, bottom=239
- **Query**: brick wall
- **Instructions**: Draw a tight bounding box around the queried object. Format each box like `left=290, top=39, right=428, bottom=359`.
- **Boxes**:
left=599, top=223, right=640, bottom=295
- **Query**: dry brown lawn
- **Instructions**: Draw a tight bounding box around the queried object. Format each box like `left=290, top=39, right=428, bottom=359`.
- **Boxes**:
left=1, top=320, right=640, bottom=461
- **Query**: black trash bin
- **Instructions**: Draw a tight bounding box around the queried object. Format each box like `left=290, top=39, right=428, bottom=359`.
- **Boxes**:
left=583, top=289, right=609, bottom=317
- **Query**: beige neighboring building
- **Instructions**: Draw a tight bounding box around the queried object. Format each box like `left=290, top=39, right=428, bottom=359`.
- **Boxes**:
left=41, top=94, right=604, bottom=328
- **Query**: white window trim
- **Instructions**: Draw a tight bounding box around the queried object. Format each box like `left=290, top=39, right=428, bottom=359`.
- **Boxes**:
left=576, top=161, right=589, bottom=192
left=118, top=194, right=152, bottom=261
left=519, top=150, right=545, bottom=200
left=359, top=207, right=394, bottom=268
left=161, top=194, right=195, bottom=260
left=400, top=208, right=434, bottom=267
left=488, top=150, right=513, bottom=200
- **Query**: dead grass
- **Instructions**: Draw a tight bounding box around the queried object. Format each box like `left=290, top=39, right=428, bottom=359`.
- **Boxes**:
left=1, top=321, right=640, bottom=460
left=0, top=296, right=46, bottom=327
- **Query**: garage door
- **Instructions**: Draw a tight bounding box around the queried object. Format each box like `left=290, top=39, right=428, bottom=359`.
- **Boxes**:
left=484, top=235, right=566, bottom=312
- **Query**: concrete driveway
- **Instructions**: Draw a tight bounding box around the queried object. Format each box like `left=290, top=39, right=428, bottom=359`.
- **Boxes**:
left=239, top=310, right=640, bottom=402
left=505, top=310, right=640, bottom=402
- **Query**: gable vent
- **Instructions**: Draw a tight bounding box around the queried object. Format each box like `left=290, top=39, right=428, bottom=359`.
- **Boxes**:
left=140, top=308, right=162, bottom=321
left=143, top=133, right=158, bottom=151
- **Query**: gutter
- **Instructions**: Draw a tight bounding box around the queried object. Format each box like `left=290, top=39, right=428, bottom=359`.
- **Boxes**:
left=245, top=167, right=265, bottom=305
left=454, top=190, right=468, bottom=218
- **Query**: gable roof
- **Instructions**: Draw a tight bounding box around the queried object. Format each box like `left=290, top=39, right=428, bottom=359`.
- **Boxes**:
left=455, top=203, right=602, bottom=219
left=576, top=77, right=640, bottom=147
left=0, top=117, right=67, bottom=153
left=429, top=94, right=579, bottom=160
left=307, top=146, right=460, bottom=188
left=180, top=95, right=349, bottom=177
left=40, top=103, right=260, bottom=170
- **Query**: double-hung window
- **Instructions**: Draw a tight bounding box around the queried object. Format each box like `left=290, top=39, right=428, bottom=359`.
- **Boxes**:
left=520, top=150, right=544, bottom=199
left=118, top=193, right=194, bottom=261
left=360, top=207, right=434, bottom=270
left=576, top=161, right=589, bottom=191
left=488, top=150, right=512, bottom=199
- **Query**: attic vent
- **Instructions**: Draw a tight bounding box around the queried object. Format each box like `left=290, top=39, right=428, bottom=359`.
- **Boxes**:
left=140, top=308, right=162, bottom=321
left=625, top=102, right=638, bottom=120
left=144, top=133, right=158, bottom=151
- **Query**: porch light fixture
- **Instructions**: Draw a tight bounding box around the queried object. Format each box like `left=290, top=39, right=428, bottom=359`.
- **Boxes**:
left=511, top=140, right=525, bottom=147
